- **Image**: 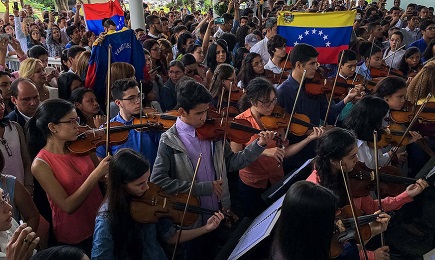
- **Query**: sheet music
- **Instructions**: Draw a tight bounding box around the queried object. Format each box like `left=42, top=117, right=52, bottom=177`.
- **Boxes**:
left=228, top=195, right=285, bottom=260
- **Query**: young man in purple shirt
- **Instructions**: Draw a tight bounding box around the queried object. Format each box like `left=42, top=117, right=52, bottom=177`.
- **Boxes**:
left=150, top=79, right=274, bottom=258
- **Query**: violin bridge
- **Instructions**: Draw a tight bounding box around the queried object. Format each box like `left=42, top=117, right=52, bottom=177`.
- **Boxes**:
left=163, top=197, right=167, bottom=208
left=335, top=219, right=345, bottom=233
left=370, top=171, right=375, bottom=181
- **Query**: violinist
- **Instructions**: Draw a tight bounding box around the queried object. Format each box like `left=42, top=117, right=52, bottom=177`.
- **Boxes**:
left=383, top=31, right=405, bottom=70
left=375, top=77, right=428, bottom=237
left=92, top=148, right=224, bottom=260
left=307, top=127, right=426, bottom=260
left=27, top=99, right=110, bottom=255
left=356, top=42, right=383, bottom=80
left=150, top=80, right=275, bottom=258
left=230, top=78, right=324, bottom=218
left=406, top=61, right=435, bottom=104
left=264, top=35, right=290, bottom=86
left=238, top=53, right=265, bottom=89
left=333, top=50, right=365, bottom=123
left=276, top=43, right=361, bottom=171
left=209, top=64, right=240, bottom=112
left=95, top=79, right=161, bottom=169
left=397, top=47, right=421, bottom=79
left=271, top=181, right=338, bottom=260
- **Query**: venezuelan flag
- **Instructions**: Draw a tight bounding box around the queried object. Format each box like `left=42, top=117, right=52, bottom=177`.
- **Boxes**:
left=277, top=11, right=356, bottom=64
left=83, top=0, right=125, bottom=35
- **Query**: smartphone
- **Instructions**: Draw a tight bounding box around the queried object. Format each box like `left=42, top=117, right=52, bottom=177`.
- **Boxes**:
left=149, top=66, right=161, bottom=73
left=209, top=8, right=213, bottom=16
left=53, top=11, right=59, bottom=16
left=13, top=2, right=19, bottom=10
left=356, top=13, right=361, bottom=20
left=0, top=33, right=12, bottom=43
left=214, top=17, right=225, bottom=25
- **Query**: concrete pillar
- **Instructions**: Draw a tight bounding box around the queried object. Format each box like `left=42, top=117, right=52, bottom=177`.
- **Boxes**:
left=129, top=0, right=145, bottom=30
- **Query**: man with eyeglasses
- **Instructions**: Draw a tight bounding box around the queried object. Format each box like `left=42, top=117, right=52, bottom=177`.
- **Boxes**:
left=409, top=20, right=435, bottom=53
left=139, top=15, right=162, bottom=44
left=96, top=78, right=160, bottom=169
left=7, top=78, right=40, bottom=130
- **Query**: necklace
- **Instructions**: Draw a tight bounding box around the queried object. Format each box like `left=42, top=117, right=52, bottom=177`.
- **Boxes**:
left=0, top=138, right=12, bottom=156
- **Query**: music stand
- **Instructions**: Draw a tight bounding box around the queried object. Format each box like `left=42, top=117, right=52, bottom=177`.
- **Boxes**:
left=227, top=195, right=285, bottom=260
left=261, top=158, right=314, bottom=205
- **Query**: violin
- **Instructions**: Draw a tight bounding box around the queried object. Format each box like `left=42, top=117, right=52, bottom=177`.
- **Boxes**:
left=349, top=74, right=380, bottom=92
left=348, top=161, right=434, bottom=198
left=261, top=112, right=313, bottom=136
left=407, top=65, right=423, bottom=78
left=367, top=124, right=412, bottom=148
left=263, top=69, right=290, bottom=85
left=67, top=121, right=163, bottom=155
left=228, top=88, right=244, bottom=103
left=130, top=182, right=236, bottom=226
left=331, top=205, right=376, bottom=258
left=196, top=117, right=279, bottom=144
left=304, top=71, right=355, bottom=97
left=389, top=101, right=435, bottom=124
left=370, top=64, right=406, bottom=79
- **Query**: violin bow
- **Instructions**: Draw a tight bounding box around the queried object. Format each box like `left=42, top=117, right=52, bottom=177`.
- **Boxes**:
left=105, top=44, right=112, bottom=156
left=171, top=154, right=203, bottom=260
left=284, top=70, right=306, bottom=141
left=372, top=130, right=385, bottom=247
left=323, top=51, right=344, bottom=126
left=340, top=160, right=369, bottom=260
left=384, top=93, right=432, bottom=167
left=366, top=38, right=375, bottom=72
left=139, top=80, right=144, bottom=155
left=217, top=86, right=226, bottom=115
left=386, top=45, right=406, bottom=76
left=278, top=52, right=290, bottom=84
left=423, top=56, right=435, bottom=65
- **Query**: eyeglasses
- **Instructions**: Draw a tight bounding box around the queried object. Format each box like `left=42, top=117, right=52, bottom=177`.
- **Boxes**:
left=258, top=97, right=278, bottom=107
left=120, top=93, right=144, bottom=103
left=0, top=192, right=10, bottom=207
left=425, top=27, right=435, bottom=31
left=0, top=138, right=12, bottom=156
left=57, top=117, right=80, bottom=125
left=252, top=60, right=264, bottom=68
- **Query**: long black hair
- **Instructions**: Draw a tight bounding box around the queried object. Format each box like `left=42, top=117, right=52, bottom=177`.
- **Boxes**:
left=314, top=128, right=357, bottom=207
left=238, top=52, right=262, bottom=88
left=206, top=39, right=230, bottom=72
left=25, top=99, right=75, bottom=158
left=374, top=76, right=406, bottom=99
left=398, top=47, right=421, bottom=76
left=344, top=95, right=389, bottom=142
left=272, top=180, right=338, bottom=260
left=105, top=148, right=150, bottom=259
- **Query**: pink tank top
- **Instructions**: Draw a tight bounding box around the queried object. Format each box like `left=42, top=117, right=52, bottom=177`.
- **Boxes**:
left=35, top=149, right=103, bottom=244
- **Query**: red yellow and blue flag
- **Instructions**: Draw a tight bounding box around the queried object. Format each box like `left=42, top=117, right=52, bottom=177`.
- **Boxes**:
left=83, top=0, right=125, bottom=35
left=277, top=11, right=356, bottom=64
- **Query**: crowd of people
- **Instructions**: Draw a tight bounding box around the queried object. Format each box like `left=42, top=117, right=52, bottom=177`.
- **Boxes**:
left=0, top=0, right=434, bottom=259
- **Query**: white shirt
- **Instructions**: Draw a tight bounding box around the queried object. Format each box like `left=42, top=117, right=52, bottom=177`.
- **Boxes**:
left=250, top=36, right=269, bottom=64
left=357, top=139, right=390, bottom=169
left=383, top=48, right=405, bottom=70
left=264, top=59, right=282, bottom=74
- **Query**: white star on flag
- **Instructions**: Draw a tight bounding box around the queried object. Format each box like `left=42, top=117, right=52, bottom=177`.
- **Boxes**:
left=318, top=30, right=323, bottom=36
left=298, top=35, right=303, bottom=40
left=325, top=41, right=331, bottom=47
left=323, top=35, right=328, bottom=40
left=312, top=28, right=317, bottom=34
left=294, top=41, right=299, bottom=45
left=305, top=30, right=309, bottom=35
